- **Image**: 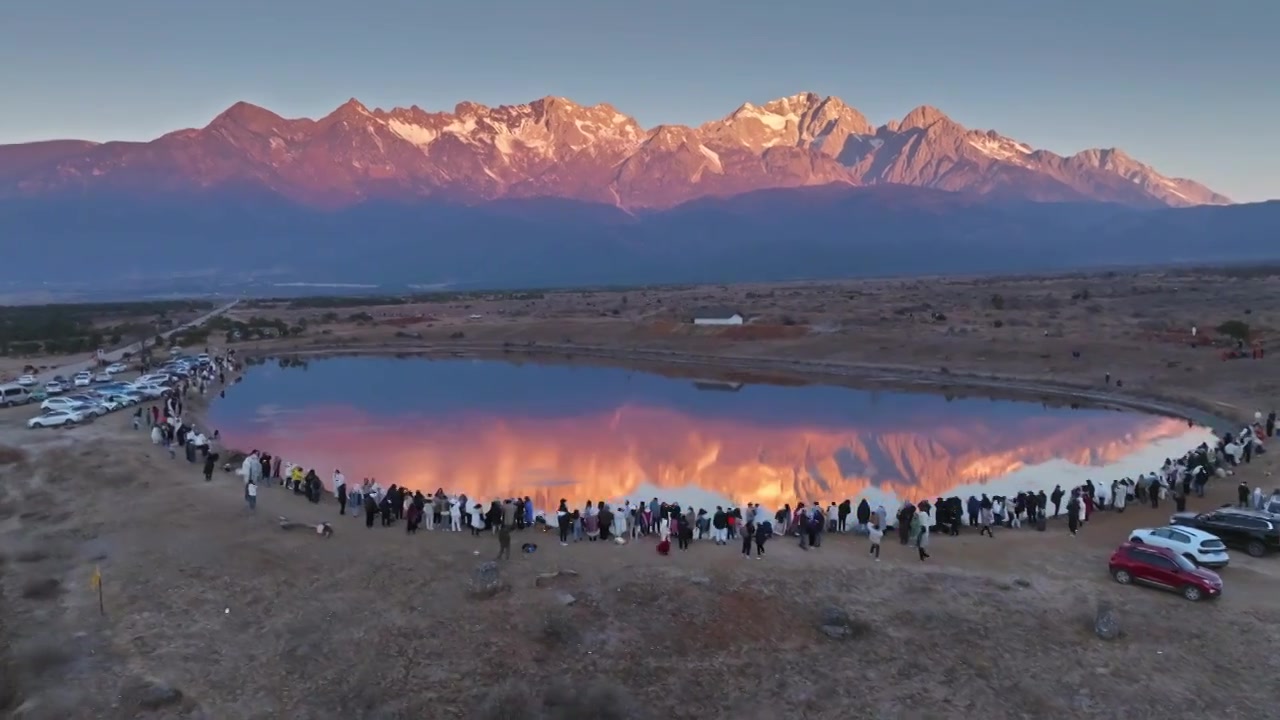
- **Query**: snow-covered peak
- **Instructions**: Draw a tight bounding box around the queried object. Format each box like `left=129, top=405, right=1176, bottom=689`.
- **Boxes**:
left=966, top=129, right=1033, bottom=164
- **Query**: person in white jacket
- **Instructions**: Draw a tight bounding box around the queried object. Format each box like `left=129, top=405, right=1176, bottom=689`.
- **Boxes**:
left=240, top=451, right=259, bottom=483
left=449, top=498, right=463, bottom=532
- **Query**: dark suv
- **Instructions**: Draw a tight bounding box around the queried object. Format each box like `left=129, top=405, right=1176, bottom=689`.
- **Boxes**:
left=1170, top=508, right=1280, bottom=558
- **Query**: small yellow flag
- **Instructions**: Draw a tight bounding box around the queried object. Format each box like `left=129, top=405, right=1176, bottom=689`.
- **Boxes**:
left=90, top=565, right=102, bottom=590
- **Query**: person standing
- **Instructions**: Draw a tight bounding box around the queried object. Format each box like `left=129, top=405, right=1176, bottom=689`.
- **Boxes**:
left=868, top=521, right=883, bottom=561
left=244, top=479, right=257, bottom=512
left=496, top=525, right=511, bottom=560
left=741, top=521, right=756, bottom=558
left=334, top=469, right=347, bottom=516
left=979, top=502, right=995, bottom=538
left=712, top=507, right=728, bottom=546
left=1066, top=493, right=1081, bottom=536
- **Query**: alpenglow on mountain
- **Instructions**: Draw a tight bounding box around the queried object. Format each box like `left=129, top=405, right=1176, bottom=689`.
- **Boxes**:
left=0, top=92, right=1230, bottom=209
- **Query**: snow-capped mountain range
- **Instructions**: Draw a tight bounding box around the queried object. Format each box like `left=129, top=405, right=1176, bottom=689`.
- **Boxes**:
left=0, top=92, right=1229, bottom=209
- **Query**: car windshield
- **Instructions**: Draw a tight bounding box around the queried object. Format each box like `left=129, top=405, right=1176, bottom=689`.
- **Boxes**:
left=1171, top=553, right=1196, bottom=571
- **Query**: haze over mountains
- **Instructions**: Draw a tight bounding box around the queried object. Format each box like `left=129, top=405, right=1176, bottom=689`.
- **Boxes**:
left=1, top=92, right=1275, bottom=289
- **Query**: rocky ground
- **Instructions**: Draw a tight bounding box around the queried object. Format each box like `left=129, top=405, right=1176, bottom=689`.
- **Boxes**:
left=2, top=267, right=1279, bottom=719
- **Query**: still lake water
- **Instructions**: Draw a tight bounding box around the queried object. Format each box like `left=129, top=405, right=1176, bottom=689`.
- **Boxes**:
left=207, top=357, right=1214, bottom=513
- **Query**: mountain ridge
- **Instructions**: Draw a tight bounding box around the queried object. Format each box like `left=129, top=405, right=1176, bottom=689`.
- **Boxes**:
left=0, top=92, right=1230, bottom=209
left=3, top=184, right=1275, bottom=288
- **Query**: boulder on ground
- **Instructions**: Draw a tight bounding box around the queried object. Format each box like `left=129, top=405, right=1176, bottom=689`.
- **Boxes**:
left=1094, top=601, right=1121, bottom=640
left=470, top=561, right=507, bottom=598
left=817, top=605, right=870, bottom=640
left=121, top=677, right=185, bottom=710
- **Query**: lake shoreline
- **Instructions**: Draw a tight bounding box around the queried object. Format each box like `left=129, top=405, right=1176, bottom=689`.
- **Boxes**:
left=236, top=342, right=1239, bottom=434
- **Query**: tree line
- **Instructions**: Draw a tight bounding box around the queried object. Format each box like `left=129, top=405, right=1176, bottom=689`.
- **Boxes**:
left=0, top=300, right=213, bottom=357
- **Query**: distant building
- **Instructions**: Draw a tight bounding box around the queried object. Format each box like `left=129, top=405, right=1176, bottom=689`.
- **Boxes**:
left=692, top=380, right=744, bottom=392
left=690, top=307, right=745, bottom=326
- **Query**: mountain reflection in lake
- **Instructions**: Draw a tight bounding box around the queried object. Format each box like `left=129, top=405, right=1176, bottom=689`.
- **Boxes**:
left=207, top=357, right=1214, bottom=512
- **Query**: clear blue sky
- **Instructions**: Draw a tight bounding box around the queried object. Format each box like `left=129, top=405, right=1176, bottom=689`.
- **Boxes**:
left=2, top=0, right=1276, bottom=202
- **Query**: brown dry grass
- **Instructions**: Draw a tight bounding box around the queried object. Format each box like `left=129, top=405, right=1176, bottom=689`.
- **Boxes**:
left=0, top=267, right=1279, bottom=718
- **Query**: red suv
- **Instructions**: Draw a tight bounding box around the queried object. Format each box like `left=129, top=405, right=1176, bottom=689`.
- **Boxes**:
left=1108, top=542, right=1223, bottom=601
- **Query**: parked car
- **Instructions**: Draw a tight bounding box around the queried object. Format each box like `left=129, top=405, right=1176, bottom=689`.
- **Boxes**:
left=99, top=392, right=137, bottom=407
left=119, top=390, right=146, bottom=405
left=69, top=401, right=107, bottom=418
left=105, top=362, right=128, bottom=374
left=129, top=383, right=167, bottom=399
left=0, top=384, right=32, bottom=407
left=28, top=409, right=84, bottom=428
left=1129, top=526, right=1229, bottom=568
left=16, top=374, right=37, bottom=386
left=1170, top=508, right=1280, bottom=558
left=1108, top=542, right=1222, bottom=601
left=96, top=398, right=124, bottom=413
left=73, top=372, right=93, bottom=387
left=41, top=396, right=78, bottom=411
left=44, top=381, right=65, bottom=395
left=94, top=372, right=113, bottom=383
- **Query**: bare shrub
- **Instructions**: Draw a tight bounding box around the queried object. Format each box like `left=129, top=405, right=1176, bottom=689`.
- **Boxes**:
left=476, top=677, right=644, bottom=720
left=539, top=607, right=580, bottom=646
left=0, top=445, right=26, bottom=466
left=14, top=639, right=73, bottom=675
left=15, top=549, right=47, bottom=564
left=20, top=578, right=63, bottom=601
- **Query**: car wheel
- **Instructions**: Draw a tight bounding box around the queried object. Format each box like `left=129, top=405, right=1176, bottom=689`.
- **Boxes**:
left=1182, top=585, right=1203, bottom=602
left=1182, top=553, right=1199, bottom=566
left=1129, top=537, right=1143, bottom=544
left=1112, top=569, right=1132, bottom=585
left=1246, top=540, right=1266, bottom=558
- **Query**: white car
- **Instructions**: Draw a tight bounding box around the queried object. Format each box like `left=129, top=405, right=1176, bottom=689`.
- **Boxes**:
left=1129, top=526, right=1229, bottom=569
left=28, top=409, right=84, bottom=428
left=105, top=363, right=128, bottom=374
left=69, top=401, right=106, bottom=418
left=17, top=374, right=37, bottom=387
left=73, top=372, right=92, bottom=387
left=44, top=381, right=65, bottom=395
left=119, top=391, right=146, bottom=405
left=94, top=372, right=112, bottom=383
left=41, top=396, right=79, bottom=411
left=99, top=393, right=136, bottom=407
left=97, top=398, right=124, bottom=413
left=130, top=383, right=167, bottom=399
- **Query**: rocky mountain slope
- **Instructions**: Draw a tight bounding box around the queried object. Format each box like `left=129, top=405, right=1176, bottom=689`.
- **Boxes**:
left=0, top=92, right=1229, bottom=209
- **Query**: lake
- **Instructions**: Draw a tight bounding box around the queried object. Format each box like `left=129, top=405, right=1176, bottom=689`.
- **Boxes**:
left=207, top=356, right=1215, bottom=513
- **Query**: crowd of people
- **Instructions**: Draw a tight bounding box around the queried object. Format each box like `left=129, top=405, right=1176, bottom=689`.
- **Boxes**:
left=140, top=349, right=1277, bottom=564
left=209, top=409, right=1276, bottom=564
